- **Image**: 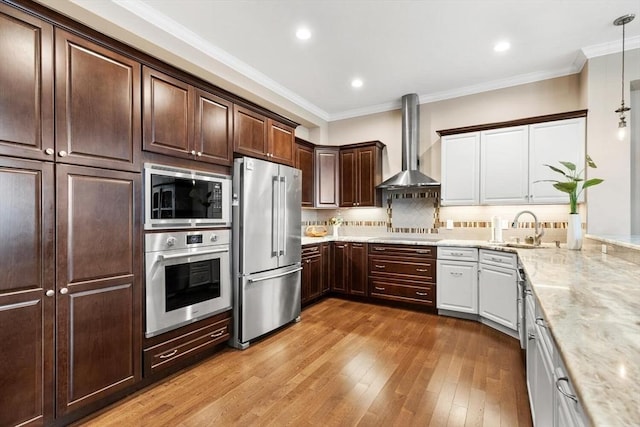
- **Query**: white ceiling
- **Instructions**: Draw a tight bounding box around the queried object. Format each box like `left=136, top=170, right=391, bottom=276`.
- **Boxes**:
left=46, top=1, right=640, bottom=123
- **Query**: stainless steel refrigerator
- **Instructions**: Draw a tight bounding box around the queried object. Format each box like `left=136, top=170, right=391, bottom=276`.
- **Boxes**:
left=230, top=156, right=302, bottom=349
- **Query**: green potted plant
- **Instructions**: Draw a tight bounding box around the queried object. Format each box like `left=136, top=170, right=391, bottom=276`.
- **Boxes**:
left=538, top=154, right=603, bottom=249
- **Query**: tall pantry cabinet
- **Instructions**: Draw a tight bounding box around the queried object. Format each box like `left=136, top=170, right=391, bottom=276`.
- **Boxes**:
left=0, top=4, right=141, bottom=426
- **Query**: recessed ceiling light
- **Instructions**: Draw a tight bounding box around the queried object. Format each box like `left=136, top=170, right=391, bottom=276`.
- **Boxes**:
left=494, top=41, right=511, bottom=52
left=351, top=78, right=363, bottom=88
left=296, top=27, right=311, bottom=40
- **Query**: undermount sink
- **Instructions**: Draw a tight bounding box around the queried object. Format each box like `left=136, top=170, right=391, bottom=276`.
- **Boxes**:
left=494, top=242, right=547, bottom=249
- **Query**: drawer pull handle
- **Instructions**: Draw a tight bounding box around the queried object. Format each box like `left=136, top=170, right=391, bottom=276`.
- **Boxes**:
left=451, top=252, right=464, bottom=256
left=416, top=268, right=428, bottom=272
left=375, top=264, right=386, bottom=269
left=336, top=245, right=346, bottom=249
left=556, top=377, right=578, bottom=403
left=450, top=272, right=462, bottom=277
left=210, top=329, right=226, bottom=339
left=374, top=286, right=386, bottom=291
left=490, top=257, right=503, bottom=263
left=528, top=333, right=536, bottom=340
left=415, top=291, right=428, bottom=296
left=159, top=349, right=178, bottom=359
left=416, top=249, right=430, bottom=254
left=373, top=247, right=386, bottom=251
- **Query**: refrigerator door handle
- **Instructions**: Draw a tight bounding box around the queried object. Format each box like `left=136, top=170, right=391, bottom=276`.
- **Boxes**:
left=247, top=266, right=303, bottom=283
left=280, top=175, right=286, bottom=256
left=271, top=176, right=279, bottom=257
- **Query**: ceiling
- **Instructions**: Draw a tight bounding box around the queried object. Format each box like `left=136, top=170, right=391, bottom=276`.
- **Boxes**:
left=42, top=1, right=640, bottom=123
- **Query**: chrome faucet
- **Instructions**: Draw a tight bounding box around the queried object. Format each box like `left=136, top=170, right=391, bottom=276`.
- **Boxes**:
left=511, top=210, right=545, bottom=246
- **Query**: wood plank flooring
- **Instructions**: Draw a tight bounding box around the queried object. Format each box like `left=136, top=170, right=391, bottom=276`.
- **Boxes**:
left=76, top=298, right=532, bottom=427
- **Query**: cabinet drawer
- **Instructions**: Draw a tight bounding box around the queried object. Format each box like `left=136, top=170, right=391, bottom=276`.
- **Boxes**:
left=144, top=317, right=230, bottom=376
left=370, top=279, right=434, bottom=306
left=369, top=244, right=435, bottom=258
left=479, top=249, right=517, bottom=268
left=437, top=246, right=478, bottom=261
left=302, top=244, right=321, bottom=256
left=369, top=257, right=435, bottom=281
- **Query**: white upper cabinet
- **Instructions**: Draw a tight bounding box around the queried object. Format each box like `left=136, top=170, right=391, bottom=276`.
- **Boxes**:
left=439, top=114, right=586, bottom=206
left=529, top=118, right=586, bottom=204
left=480, top=126, right=529, bottom=205
left=441, top=132, right=480, bottom=205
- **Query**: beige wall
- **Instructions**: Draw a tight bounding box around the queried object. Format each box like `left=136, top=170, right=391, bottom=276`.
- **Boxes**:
left=585, top=49, right=640, bottom=235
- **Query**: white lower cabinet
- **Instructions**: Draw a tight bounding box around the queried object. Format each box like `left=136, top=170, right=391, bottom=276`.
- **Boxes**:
left=436, top=259, right=478, bottom=313
left=478, top=250, right=518, bottom=331
left=526, top=289, right=589, bottom=427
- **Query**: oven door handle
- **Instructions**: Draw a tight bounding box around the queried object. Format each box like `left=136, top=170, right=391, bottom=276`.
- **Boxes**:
left=158, top=248, right=229, bottom=261
left=247, top=267, right=303, bottom=284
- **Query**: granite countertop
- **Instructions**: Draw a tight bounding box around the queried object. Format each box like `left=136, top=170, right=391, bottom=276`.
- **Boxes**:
left=301, top=234, right=640, bottom=425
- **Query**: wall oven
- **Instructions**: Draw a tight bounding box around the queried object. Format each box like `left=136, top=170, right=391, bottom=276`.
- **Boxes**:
left=145, top=229, right=231, bottom=337
left=144, top=163, right=231, bottom=230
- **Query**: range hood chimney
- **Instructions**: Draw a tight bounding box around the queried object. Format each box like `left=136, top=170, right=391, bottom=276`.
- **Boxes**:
left=377, top=94, right=440, bottom=189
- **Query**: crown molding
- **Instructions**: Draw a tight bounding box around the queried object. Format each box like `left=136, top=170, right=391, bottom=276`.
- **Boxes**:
left=581, top=35, right=640, bottom=59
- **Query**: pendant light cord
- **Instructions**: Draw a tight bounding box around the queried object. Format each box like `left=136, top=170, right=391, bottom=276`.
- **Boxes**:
left=621, top=21, right=626, bottom=107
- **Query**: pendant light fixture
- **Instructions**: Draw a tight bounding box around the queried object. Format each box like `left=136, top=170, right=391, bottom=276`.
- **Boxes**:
left=613, top=13, right=635, bottom=141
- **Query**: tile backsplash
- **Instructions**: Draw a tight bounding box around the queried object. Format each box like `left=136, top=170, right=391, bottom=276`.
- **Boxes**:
left=302, top=191, right=582, bottom=243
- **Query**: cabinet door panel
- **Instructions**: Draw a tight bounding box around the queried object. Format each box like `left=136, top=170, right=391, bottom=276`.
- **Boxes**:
left=529, top=118, right=585, bottom=204
left=269, top=120, right=294, bottom=166
left=480, top=126, right=529, bottom=204
left=321, top=243, right=331, bottom=293
left=339, top=150, right=356, bottom=207
left=315, top=148, right=339, bottom=207
left=332, top=243, right=349, bottom=293
left=56, top=165, right=141, bottom=417
left=440, top=133, right=480, bottom=205
left=436, top=259, right=478, bottom=313
left=143, top=67, right=192, bottom=158
left=233, top=105, right=267, bottom=158
left=0, top=5, right=54, bottom=160
left=0, top=158, right=54, bottom=426
left=55, top=29, right=140, bottom=171
left=194, top=88, right=232, bottom=165
left=479, top=263, right=517, bottom=330
left=357, top=148, right=373, bottom=206
left=295, top=141, right=314, bottom=207
left=349, top=243, right=367, bottom=296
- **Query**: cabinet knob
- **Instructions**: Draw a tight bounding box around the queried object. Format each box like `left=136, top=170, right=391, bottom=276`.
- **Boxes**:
left=191, top=150, right=196, bottom=155
left=60, top=288, right=68, bottom=295
left=58, top=150, right=67, bottom=157
left=45, top=290, right=55, bottom=297
left=197, top=152, right=202, bottom=157
left=44, top=148, right=54, bottom=155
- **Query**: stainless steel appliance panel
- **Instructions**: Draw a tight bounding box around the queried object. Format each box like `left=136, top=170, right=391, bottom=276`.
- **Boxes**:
left=237, top=157, right=281, bottom=274
left=278, top=163, right=302, bottom=268
left=145, top=230, right=231, bottom=337
left=240, top=265, right=302, bottom=343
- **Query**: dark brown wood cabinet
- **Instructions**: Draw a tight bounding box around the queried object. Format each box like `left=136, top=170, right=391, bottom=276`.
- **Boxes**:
left=234, top=105, right=295, bottom=165
left=332, top=242, right=368, bottom=296
left=340, top=141, right=384, bottom=207
left=301, top=244, right=323, bottom=304
left=55, top=29, right=141, bottom=172
left=0, top=4, right=54, bottom=162
left=144, top=312, right=231, bottom=377
left=143, top=66, right=232, bottom=166
left=321, top=243, right=332, bottom=294
left=294, top=138, right=315, bottom=207
left=368, top=244, right=436, bottom=307
left=55, top=165, right=142, bottom=417
left=0, top=157, right=55, bottom=427
left=315, top=147, right=340, bottom=208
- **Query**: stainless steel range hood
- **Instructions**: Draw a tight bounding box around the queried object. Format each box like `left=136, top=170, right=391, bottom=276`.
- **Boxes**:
left=377, top=94, right=440, bottom=190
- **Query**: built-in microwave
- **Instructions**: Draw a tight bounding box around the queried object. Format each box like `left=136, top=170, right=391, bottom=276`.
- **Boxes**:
left=144, top=163, right=231, bottom=230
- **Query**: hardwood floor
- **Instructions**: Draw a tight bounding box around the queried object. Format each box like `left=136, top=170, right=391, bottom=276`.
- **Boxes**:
left=77, top=298, right=532, bottom=426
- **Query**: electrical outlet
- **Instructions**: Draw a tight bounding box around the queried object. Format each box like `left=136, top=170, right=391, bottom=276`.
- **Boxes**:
left=501, top=219, right=509, bottom=229
left=446, top=219, right=454, bottom=229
